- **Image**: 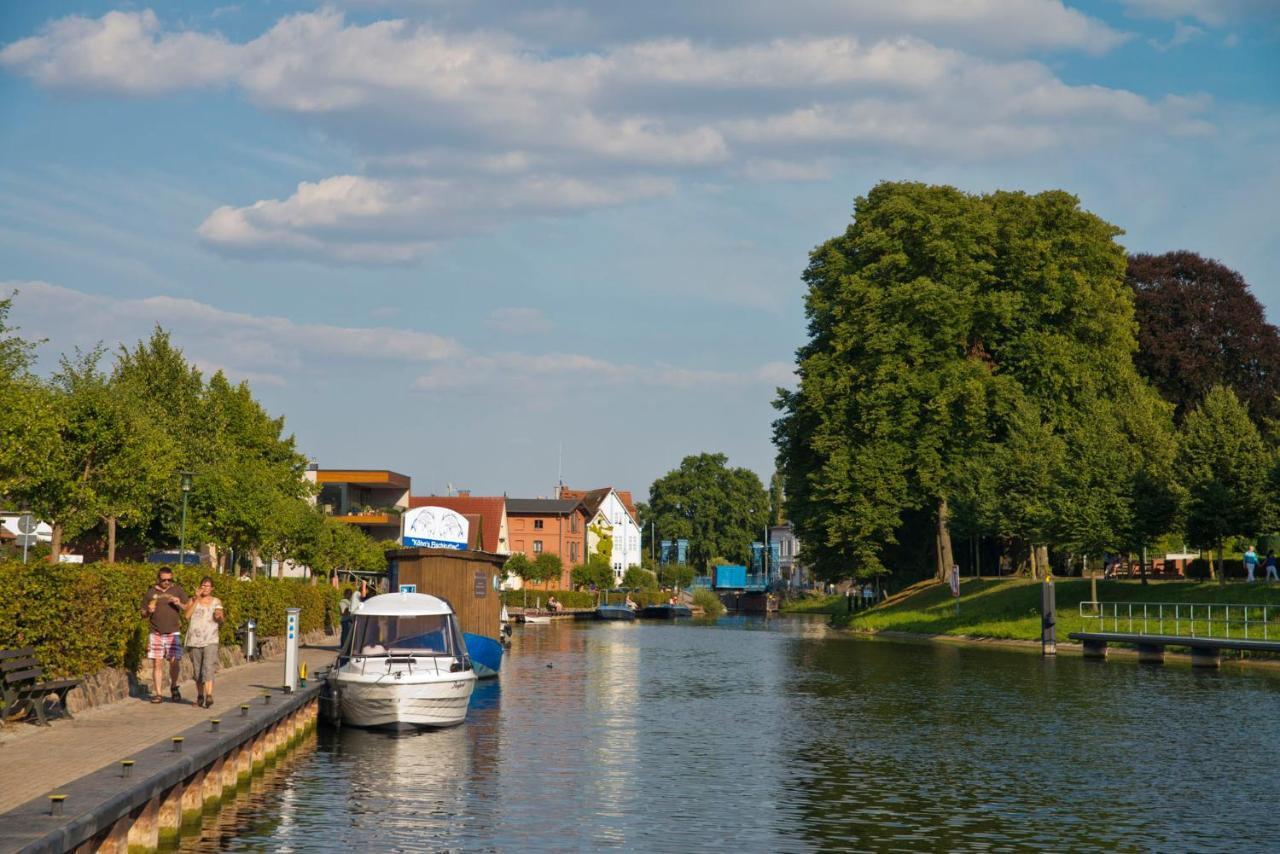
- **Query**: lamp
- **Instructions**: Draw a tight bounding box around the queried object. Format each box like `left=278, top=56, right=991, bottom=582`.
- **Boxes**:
left=179, top=471, right=194, bottom=567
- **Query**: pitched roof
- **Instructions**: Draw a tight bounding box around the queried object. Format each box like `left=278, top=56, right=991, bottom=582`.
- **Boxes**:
left=559, top=486, right=638, bottom=521
left=408, top=495, right=506, bottom=553
left=506, top=498, right=584, bottom=515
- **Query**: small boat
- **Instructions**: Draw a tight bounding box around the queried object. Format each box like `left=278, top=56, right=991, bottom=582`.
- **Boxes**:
left=517, top=613, right=550, bottom=624
left=595, top=604, right=637, bottom=621
left=638, top=603, right=693, bottom=619
left=329, top=591, right=476, bottom=730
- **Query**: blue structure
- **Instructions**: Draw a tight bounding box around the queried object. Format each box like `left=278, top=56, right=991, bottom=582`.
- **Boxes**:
left=750, top=541, right=781, bottom=578
left=660, top=538, right=689, bottom=565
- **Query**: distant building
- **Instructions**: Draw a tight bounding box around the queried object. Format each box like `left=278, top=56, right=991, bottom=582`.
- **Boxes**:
left=770, top=522, right=810, bottom=589
left=558, top=486, right=642, bottom=584
left=304, top=467, right=411, bottom=541
left=506, top=498, right=590, bottom=589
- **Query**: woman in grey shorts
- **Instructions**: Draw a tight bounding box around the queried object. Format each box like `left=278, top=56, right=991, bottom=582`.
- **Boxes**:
left=184, top=577, right=224, bottom=708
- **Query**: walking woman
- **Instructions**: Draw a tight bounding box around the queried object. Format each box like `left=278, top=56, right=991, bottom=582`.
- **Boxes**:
left=184, top=577, right=225, bottom=708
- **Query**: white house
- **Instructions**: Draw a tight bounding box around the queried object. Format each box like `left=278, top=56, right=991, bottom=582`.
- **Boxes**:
left=560, top=486, right=643, bottom=584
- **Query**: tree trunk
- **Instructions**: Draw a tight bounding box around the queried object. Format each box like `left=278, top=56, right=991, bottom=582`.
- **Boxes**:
left=48, top=523, right=62, bottom=564
left=935, top=497, right=954, bottom=581
left=1140, top=545, right=1148, bottom=586
left=1036, top=545, right=1050, bottom=579
left=106, top=516, right=117, bottom=563
left=1218, top=540, right=1226, bottom=585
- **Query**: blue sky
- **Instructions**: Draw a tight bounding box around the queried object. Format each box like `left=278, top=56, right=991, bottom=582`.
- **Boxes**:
left=2, top=1, right=1277, bottom=499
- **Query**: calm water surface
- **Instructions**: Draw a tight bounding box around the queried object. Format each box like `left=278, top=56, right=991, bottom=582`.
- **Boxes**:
left=179, top=616, right=1280, bottom=852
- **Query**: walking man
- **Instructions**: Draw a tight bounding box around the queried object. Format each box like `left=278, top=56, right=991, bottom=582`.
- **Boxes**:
left=1266, top=550, right=1279, bottom=583
left=1244, top=545, right=1259, bottom=582
left=141, top=568, right=190, bottom=703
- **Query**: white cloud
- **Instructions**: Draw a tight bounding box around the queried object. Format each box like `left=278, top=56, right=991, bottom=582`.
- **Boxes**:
left=6, top=280, right=786, bottom=394
left=1, top=9, right=1205, bottom=263
left=1119, top=0, right=1279, bottom=27
left=486, top=307, right=554, bottom=335
left=6, top=280, right=460, bottom=383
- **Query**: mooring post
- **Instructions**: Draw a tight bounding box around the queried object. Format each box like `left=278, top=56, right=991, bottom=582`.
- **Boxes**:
left=1041, top=576, right=1057, bottom=656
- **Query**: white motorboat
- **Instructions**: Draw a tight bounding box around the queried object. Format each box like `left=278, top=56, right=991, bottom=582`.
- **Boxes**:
left=329, top=591, right=476, bottom=729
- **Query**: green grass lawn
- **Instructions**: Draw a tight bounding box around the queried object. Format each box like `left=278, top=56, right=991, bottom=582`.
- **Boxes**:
left=780, top=593, right=846, bottom=614
left=839, top=577, right=1280, bottom=643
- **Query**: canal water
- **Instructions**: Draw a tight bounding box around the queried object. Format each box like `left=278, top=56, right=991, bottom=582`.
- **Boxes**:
left=180, top=617, right=1280, bottom=851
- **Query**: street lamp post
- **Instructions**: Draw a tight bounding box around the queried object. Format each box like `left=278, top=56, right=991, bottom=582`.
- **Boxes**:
left=179, top=471, right=193, bottom=567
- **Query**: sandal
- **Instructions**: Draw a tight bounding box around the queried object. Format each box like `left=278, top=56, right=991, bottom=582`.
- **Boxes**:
left=150, top=695, right=163, bottom=704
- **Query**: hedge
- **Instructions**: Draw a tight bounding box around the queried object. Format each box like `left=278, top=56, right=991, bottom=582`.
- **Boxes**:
left=502, top=587, right=678, bottom=610
left=0, top=561, right=339, bottom=678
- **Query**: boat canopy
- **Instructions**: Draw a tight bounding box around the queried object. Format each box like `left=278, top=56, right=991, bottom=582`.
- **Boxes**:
left=354, top=591, right=454, bottom=617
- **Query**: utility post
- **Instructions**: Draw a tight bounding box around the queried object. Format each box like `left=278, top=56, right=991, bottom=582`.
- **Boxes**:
left=1041, top=573, right=1057, bottom=656
left=179, top=471, right=193, bottom=567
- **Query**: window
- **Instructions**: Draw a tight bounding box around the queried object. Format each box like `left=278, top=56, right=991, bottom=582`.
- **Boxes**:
left=534, top=519, right=544, bottom=530
left=571, top=514, right=578, bottom=532
left=570, top=543, right=579, bottom=562
left=533, top=540, right=543, bottom=554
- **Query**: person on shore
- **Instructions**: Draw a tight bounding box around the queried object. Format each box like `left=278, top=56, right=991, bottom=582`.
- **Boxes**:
left=183, top=576, right=224, bottom=708
left=1266, top=550, right=1278, bottom=583
left=141, top=568, right=190, bottom=703
left=1244, top=546, right=1259, bottom=582
left=625, top=593, right=638, bottom=610
left=547, top=595, right=563, bottom=613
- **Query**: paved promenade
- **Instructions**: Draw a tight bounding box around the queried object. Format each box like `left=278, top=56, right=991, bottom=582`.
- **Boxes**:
left=0, top=645, right=336, bottom=815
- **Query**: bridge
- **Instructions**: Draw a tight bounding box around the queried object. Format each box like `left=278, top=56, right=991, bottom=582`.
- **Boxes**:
left=1069, top=601, right=1280, bottom=667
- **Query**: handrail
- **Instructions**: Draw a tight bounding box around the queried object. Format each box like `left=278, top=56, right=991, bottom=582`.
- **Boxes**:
left=1079, top=601, right=1278, bottom=640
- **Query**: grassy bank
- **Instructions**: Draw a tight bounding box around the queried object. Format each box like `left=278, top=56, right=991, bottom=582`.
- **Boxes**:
left=839, top=577, right=1280, bottom=642
left=780, top=593, right=846, bottom=614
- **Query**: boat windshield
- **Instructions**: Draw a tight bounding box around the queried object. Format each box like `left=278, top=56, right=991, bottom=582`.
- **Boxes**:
left=351, top=614, right=457, bottom=656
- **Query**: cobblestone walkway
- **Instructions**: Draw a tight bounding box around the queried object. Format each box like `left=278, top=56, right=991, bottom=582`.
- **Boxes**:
left=0, top=645, right=336, bottom=814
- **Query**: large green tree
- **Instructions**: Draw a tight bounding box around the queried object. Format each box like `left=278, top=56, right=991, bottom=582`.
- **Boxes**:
left=1179, top=386, right=1272, bottom=582
left=647, top=452, right=769, bottom=572
left=775, top=182, right=1176, bottom=582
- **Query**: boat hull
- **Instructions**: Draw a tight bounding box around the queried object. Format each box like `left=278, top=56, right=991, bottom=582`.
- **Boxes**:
left=595, top=605, right=637, bottom=621
left=334, top=667, right=476, bottom=729
left=464, top=632, right=504, bottom=678
left=638, top=604, right=693, bottom=619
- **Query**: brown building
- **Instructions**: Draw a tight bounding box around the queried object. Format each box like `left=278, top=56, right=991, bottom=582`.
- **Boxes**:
left=305, top=467, right=411, bottom=541
left=506, top=498, right=589, bottom=589
left=408, top=494, right=510, bottom=555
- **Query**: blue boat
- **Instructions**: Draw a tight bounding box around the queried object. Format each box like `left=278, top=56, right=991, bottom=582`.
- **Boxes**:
left=463, top=632, right=504, bottom=678
left=595, top=604, right=637, bottom=621
left=638, top=603, right=693, bottom=619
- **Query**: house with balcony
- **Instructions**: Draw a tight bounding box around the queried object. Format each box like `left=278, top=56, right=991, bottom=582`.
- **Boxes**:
left=304, top=467, right=411, bottom=541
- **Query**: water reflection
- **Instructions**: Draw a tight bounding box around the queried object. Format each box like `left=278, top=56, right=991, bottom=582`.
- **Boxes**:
left=182, top=617, right=1280, bottom=852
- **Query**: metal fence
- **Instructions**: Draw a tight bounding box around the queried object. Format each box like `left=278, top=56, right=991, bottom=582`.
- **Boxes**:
left=1079, top=601, right=1278, bottom=640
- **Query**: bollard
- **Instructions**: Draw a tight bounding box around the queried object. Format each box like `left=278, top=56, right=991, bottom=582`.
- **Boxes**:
left=210, top=718, right=221, bottom=732
left=284, top=607, right=301, bottom=693
left=241, top=704, right=250, bottom=716
left=172, top=737, right=184, bottom=753
left=49, top=795, right=66, bottom=816
left=121, top=760, right=134, bottom=778
left=262, top=693, right=271, bottom=705
left=1041, top=577, right=1057, bottom=656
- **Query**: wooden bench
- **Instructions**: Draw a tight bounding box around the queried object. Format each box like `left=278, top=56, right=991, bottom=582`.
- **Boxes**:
left=1, top=647, right=82, bottom=726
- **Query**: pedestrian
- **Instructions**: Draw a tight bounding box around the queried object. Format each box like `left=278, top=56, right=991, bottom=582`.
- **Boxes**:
left=1244, top=545, right=1259, bottom=582
left=140, top=567, right=190, bottom=703
left=183, top=576, right=224, bottom=708
left=862, top=582, right=874, bottom=608
left=1266, top=550, right=1279, bottom=583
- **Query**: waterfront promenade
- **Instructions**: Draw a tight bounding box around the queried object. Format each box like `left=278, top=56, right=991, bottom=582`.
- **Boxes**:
left=0, top=645, right=336, bottom=815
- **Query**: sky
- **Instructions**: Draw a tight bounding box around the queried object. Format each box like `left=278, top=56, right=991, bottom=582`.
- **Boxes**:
left=1, top=1, right=1277, bottom=500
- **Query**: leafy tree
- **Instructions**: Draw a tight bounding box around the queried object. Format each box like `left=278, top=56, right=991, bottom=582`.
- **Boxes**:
left=1179, top=386, right=1272, bottom=582
left=529, top=552, right=564, bottom=588
left=1129, top=252, right=1280, bottom=423
left=503, top=553, right=532, bottom=585
left=647, top=452, right=768, bottom=572
left=657, top=562, right=695, bottom=589
left=776, top=182, right=1170, bottom=582
left=622, top=566, right=658, bottom=590
left=768, top=471, right=786, bottom=525
left=571, top=554, right=612, bottom=590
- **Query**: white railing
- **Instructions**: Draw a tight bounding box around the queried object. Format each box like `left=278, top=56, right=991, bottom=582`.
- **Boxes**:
left=1079, top=601, right=1278, bottom=640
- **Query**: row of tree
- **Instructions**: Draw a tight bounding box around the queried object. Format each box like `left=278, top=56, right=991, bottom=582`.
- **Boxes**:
left=773, top=181, right=1280, bottom=583
left=0, top=301, right=386, bottom=575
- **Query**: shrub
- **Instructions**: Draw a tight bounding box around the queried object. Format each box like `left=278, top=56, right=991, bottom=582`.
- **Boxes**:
left=622, top=567, right=659, bottom=590
left=692, top=588, right=725, bottom=616
left=0, top=561, right=339, bottom=678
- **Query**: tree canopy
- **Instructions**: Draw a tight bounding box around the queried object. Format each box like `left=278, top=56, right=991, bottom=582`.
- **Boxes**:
left=775, top=182, right=1177, bottom=581
left=1129, top=252, right=1280, bottom=423
left=646, top=452, right=768, bottom=572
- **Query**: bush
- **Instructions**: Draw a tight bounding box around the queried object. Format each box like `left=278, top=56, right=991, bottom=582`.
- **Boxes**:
left=622, top=566, right=659, bottom=590
left=503, top=589, right=596, bottom=609
left=1187, top=558, right=1245, bottom=580
left=692, top=588, right=725, bottom=616
left=0, top=561, right=339, bottom=678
